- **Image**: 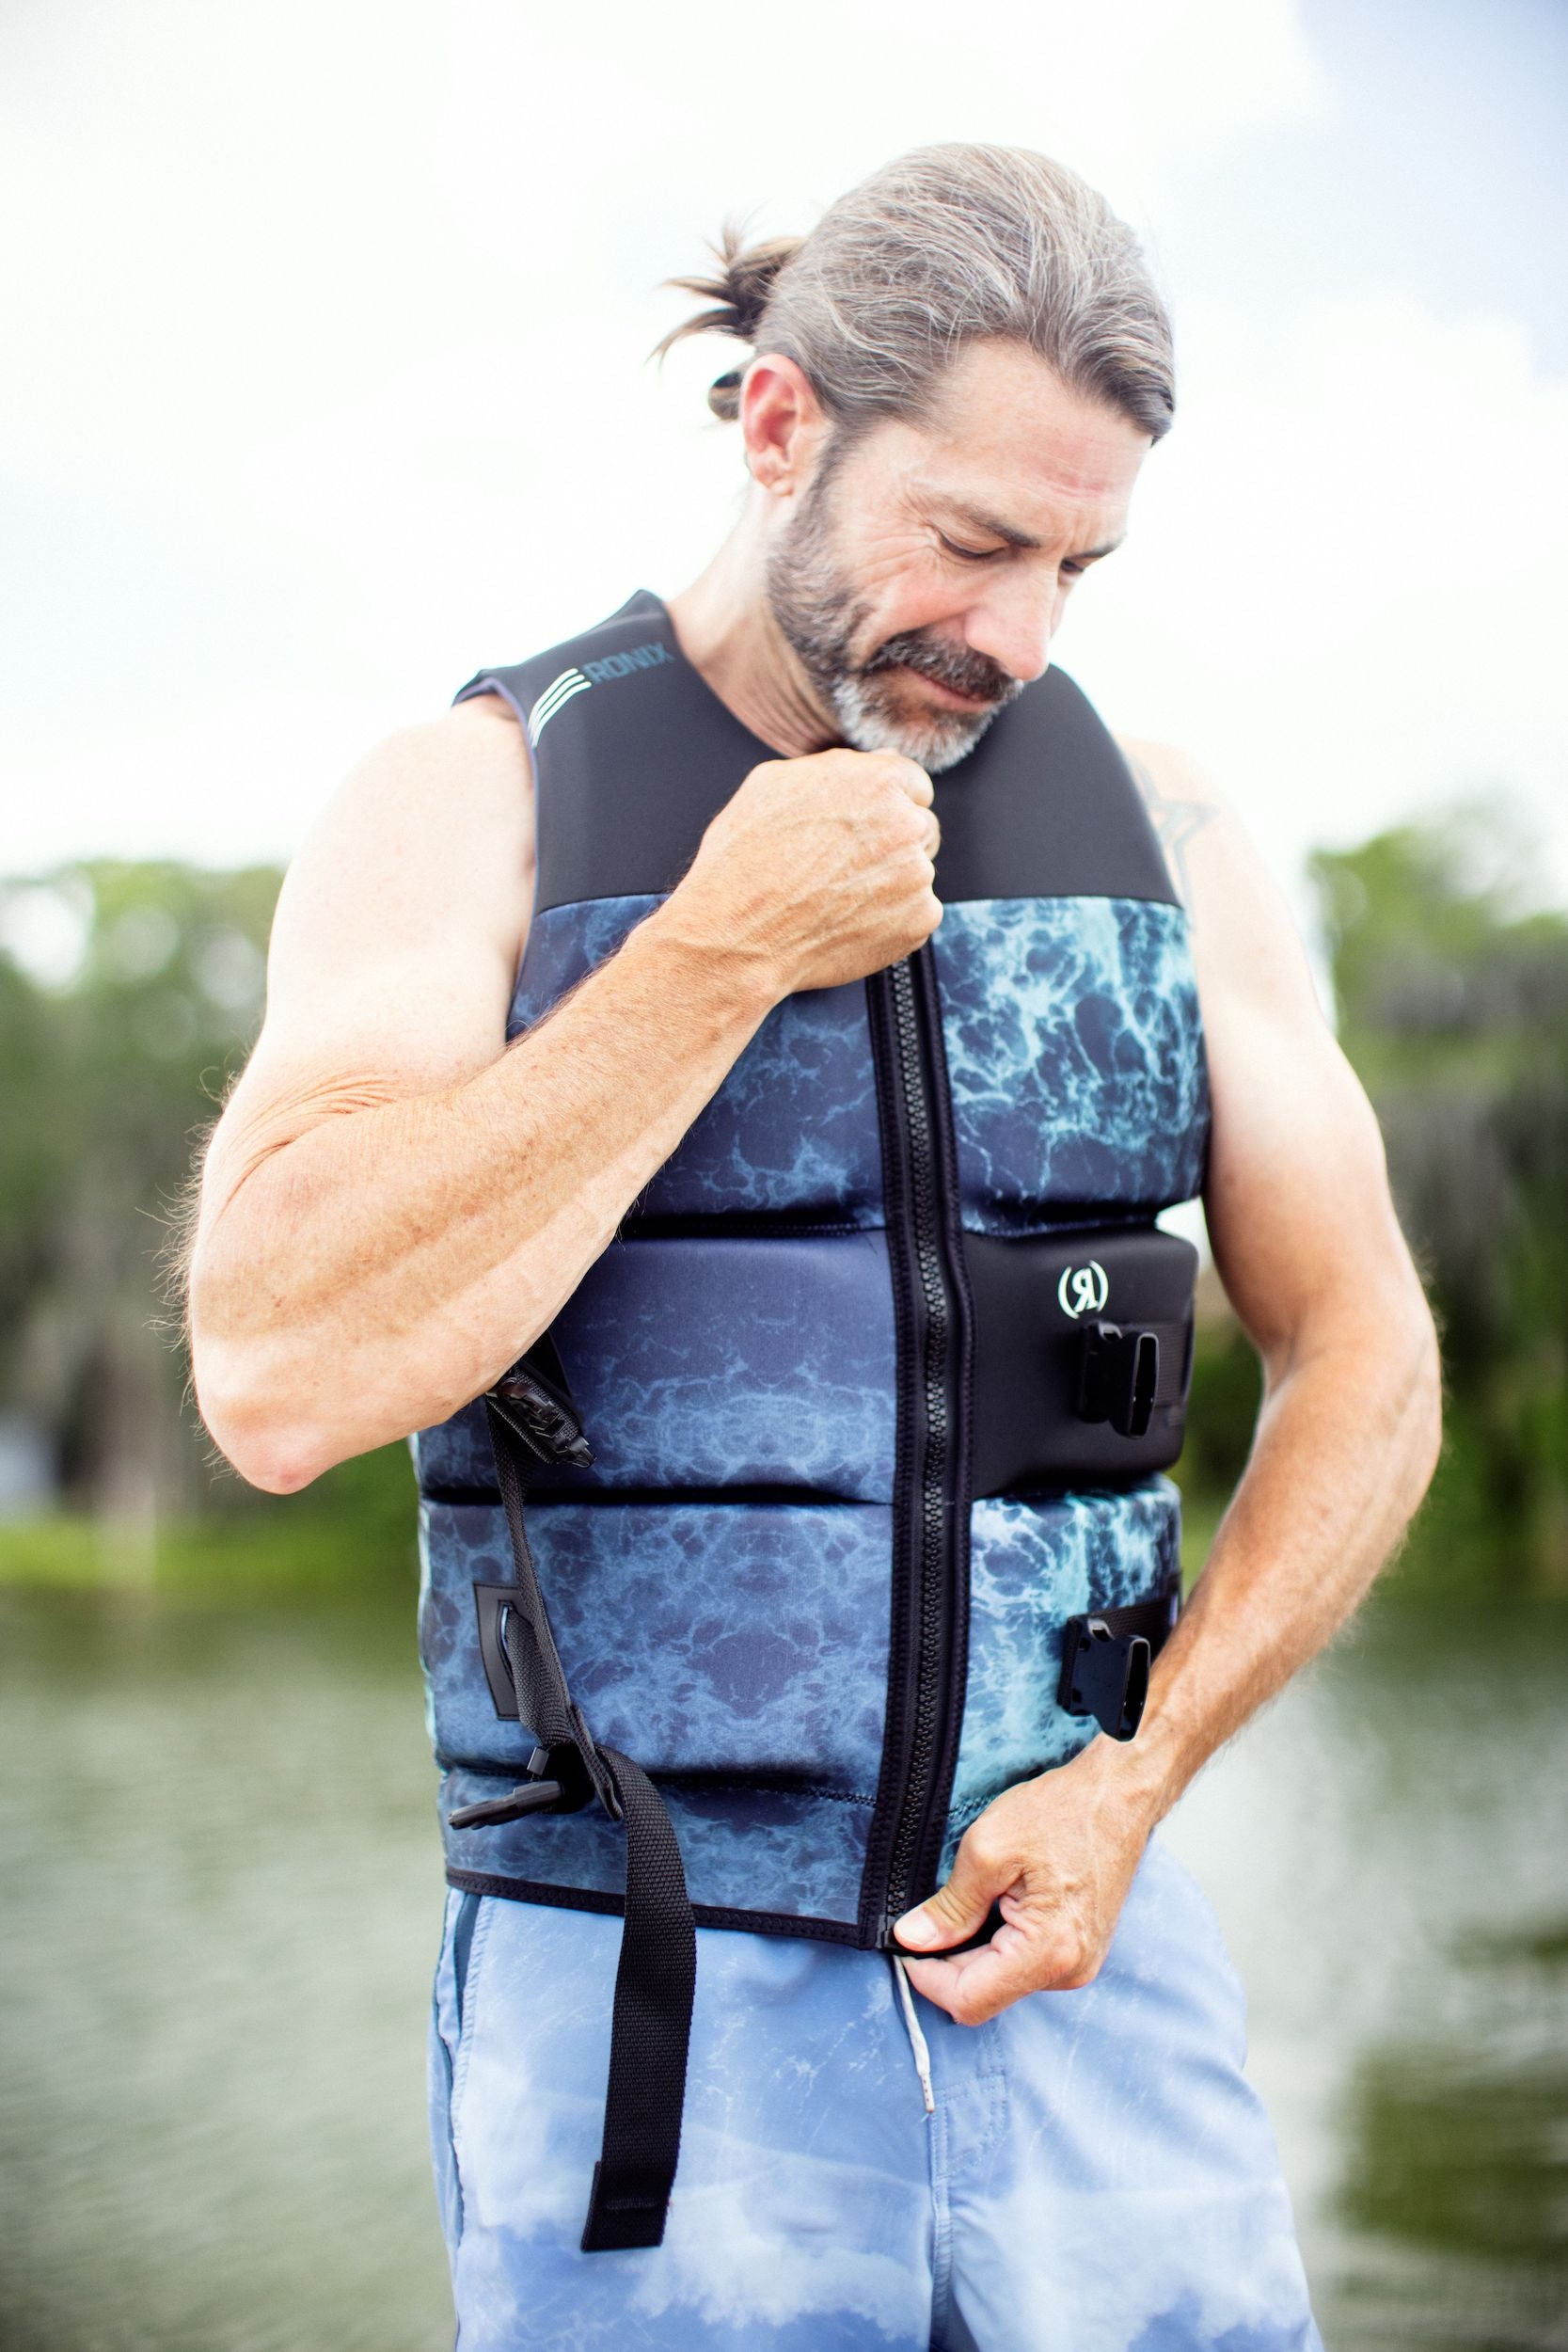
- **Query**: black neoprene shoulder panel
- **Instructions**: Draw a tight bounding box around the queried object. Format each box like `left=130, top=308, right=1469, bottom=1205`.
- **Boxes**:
left=454, top=588, right=1177, bottom=911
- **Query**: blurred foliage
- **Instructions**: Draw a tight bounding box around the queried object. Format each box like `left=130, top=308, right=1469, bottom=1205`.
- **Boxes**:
left=1309, top=810, right=1568, bottom=1596
left=0, top=807, right=1564, bottom=1600
left=0, top=1447, right=419, bottom=1604
left=0, top=859, right=281, bottom=1527
left=0, top=856, right=420, bottom=1597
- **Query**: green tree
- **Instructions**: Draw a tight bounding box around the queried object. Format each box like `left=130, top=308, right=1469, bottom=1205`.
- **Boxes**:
left=1310, top=812, right=1568, bottom=1594
left=0, top=859, right=278, bottom=1523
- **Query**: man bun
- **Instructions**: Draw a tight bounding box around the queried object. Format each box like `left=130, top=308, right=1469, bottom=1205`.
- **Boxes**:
left=649, top=216, right=805, bottom=419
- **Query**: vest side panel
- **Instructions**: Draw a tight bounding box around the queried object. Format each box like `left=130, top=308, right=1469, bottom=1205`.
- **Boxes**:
left=421, top=1496, right=892, bottom=1788
left=440, top=1776, right=873, bottom=1932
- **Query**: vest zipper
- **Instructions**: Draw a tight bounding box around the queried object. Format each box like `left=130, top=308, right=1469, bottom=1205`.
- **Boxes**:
left=863, top=948, right=974, bottom=1948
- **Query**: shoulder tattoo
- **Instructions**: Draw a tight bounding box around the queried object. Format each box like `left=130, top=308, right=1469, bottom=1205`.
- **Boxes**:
left=1126, top=753, right=1219, bottom=914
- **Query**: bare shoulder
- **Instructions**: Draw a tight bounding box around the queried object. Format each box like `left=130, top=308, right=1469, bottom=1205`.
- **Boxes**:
left=265, top=693, right=535, bottom=1021
left=277, top=692, right=531, bottom=939
left=197, top=695, right=536, bottom=1229
left=1115, top=733, right=1323, bottom=1025
left=1115, top=735, right=1232, bottom=915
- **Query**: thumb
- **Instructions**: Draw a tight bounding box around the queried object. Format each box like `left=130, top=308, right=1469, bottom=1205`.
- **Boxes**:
left=894, top=1842, right=999, bottom=1950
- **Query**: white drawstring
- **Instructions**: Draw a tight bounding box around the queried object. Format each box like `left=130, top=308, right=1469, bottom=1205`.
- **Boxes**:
left=891, top=1954, right=936, bottom=2114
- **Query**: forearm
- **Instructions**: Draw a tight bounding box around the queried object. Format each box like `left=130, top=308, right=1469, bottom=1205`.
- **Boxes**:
left=192, top=903, right=776, bottom=1488
left=1091, top=1299, right=1442, bottom=1824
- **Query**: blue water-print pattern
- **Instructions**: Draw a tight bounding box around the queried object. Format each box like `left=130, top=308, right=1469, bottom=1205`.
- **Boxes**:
left=939, top=1483, right=1182, bottom=1882
left=414, top=1232, right=896, bottom=1503
left=420, top=1498, right=892, bottom=1792
left=511, top=897, right=885, bottom=1225
left=428, top=1841, right=1322, bottom=2347
left=440, top=1764, right=875, bottom=1925
left=507, top=892, right=653, bottom=1036
left=933, top=897, right=1210, bottom=1232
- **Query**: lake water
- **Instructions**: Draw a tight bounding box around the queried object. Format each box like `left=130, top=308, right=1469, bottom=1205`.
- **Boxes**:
left=1, top=1586, right=1563, bottom=2351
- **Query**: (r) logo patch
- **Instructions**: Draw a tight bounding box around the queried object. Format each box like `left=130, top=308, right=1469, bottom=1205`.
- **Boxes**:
left=1057, top=1260, right=1109, bottom=1319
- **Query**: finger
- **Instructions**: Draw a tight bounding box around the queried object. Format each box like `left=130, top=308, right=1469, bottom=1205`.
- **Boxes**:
left=898, top=1918, right=1040, bottom=2024
left=894, top=1840, right=1005, bottom=1952
left=887, top=757, right=934, bottom=806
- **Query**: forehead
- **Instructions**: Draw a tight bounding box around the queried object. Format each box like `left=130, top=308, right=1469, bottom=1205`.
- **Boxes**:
left=858, top=336, right=1150, bottom=527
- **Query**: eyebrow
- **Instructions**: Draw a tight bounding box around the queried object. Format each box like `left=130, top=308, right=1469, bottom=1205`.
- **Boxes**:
left=941, top=497, right=1124, bottom=563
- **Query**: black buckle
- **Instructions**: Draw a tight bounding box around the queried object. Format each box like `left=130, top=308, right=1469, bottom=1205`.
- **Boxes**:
left=1057, top=1616, right=1151, bottom=1740
left=448, top=1733, right=601, bottom=1830
left=1077, top=1320, right=1159, bottom=1439
left=449, top=1743, right=572, bottom=1829
left=468, top=1582, right=599, bottom=1813
left=489, top=1346, right=594, bottom=1469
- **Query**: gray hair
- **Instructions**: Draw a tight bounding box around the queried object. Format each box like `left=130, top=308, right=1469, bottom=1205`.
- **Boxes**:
left=650, top=142, right=1175, bottom=451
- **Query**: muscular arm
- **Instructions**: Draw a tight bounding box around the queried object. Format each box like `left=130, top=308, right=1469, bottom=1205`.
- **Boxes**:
left=894, top=738, right=1442, bottom=2017
left=1104, top=738, right=1441, bottom=1808
left=187, top=697, right=771, bottom=1489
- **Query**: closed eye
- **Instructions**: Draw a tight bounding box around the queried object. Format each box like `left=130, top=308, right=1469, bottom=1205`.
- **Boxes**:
left=938, top=532, right=1007, bottom=564
left=941, top=532, right=1097, bottom=580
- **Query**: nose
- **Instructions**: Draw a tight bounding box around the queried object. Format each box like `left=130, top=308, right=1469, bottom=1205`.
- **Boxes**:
left=964, top=570, right=1061, bottom=686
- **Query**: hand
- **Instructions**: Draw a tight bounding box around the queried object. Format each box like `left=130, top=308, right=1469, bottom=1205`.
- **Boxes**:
left=663, top=747, right=942, bottom=998
left=890, top=1742, right=1159, bottom=2025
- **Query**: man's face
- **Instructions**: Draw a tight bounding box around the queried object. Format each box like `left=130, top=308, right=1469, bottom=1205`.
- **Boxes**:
left=762, top=338, right=1151, bottom=773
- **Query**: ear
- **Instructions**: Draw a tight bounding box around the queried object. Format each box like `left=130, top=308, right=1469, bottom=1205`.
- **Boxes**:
left=739, top=352, right=831, bottom=497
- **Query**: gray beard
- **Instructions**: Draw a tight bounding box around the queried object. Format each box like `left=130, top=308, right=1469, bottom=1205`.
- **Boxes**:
left=761, top=455, right=1023, bottom=775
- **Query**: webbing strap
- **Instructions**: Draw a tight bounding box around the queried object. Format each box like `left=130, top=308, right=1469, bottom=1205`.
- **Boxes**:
left=485, top=1397, right=606, bottom=1794
left=579, top=1745, right=697, bottom=2250
left=481, top=1395, right=696, bottom=2252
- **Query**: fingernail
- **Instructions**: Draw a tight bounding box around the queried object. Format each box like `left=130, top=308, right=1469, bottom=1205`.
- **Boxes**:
left=895, top=1907, right=937, bottom=1947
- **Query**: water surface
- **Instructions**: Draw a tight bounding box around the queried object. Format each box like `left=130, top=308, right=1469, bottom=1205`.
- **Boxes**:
left=1, top=1590, right=1562, bottom=2349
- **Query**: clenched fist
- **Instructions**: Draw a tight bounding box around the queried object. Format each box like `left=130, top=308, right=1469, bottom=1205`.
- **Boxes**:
left=665, top=748, right=942, bottom=1000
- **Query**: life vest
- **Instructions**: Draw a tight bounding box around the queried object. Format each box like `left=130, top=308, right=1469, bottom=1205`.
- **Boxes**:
left=412, top=587, right=1211, bottom=2249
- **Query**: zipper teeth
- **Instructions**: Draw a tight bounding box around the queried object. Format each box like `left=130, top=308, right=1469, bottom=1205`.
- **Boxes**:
left=885, top=955, right=951, bottom=1918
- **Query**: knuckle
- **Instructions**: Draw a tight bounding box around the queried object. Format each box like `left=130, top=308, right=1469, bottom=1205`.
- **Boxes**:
left=961, top=1826, right=1008, bottom=1877
left=1046, top=1936, right=1098, bottom=1990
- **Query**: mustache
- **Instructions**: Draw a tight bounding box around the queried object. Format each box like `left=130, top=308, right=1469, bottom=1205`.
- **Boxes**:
left=863, top=631, right=1019, bottom=705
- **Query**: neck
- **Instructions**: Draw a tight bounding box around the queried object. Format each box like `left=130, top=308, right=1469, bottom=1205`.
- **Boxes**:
left=663, top=501, right=840, bottom=761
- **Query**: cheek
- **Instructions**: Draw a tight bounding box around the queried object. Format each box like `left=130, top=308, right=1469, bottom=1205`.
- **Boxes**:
left=850, top=530, right=927, bottom=602
left=862, top=553, right=972, bottom=652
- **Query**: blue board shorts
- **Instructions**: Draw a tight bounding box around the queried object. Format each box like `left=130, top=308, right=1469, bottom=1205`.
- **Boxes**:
left=428, top=1836, right=1322, bottom=2350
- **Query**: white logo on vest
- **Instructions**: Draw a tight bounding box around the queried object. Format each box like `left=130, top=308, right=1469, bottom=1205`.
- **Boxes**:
left=1057, top=1260, right=1109, bottom=1319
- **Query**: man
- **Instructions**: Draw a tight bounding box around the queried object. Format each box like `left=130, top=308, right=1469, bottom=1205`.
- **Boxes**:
left=185, top=143, right=1440, bottom=2349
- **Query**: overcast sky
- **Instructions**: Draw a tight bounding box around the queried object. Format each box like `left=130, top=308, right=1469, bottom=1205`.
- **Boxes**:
left=3, top=0, right=1565, bottom=940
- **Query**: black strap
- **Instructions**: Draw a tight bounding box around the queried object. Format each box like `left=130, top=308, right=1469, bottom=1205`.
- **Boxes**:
left=485, top=1394, right=614, bottom=1807
left=579, top=1745, right=697, bottom=2251
left=480, top=1394, right=696, bottom=2252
